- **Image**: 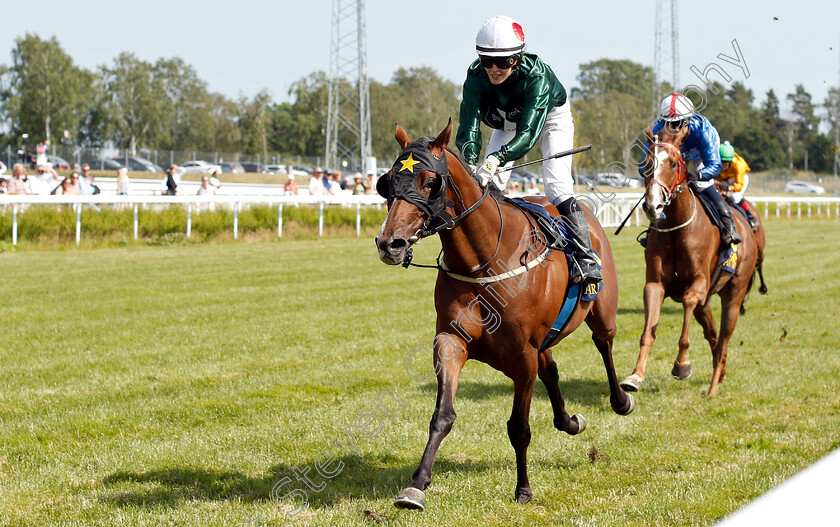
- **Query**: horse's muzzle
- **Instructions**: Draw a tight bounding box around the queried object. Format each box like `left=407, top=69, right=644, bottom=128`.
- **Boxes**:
left=376, top=235, right=409, bottom=265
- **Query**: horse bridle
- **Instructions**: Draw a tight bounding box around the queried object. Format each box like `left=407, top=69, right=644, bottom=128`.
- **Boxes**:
left=377, top=138, right=502, bottom=274
left=377, top=139, right=492, bottom=240
left=646, top=136, right=688, bottom=207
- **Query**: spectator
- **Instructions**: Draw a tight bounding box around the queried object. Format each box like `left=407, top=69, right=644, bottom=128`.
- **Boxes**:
left=52, top=177, right=71, bottom=195
left=8, top=163, right=28, bottom=195
left=162, top=164, right=182, bottom=195
left=331, top=170, right=345, bottom=192
left=27, top=164, right=59, bottom=195
left=308, top=167, right=328, bottom=196
left=116, top=167, right=131, bottom=195
left=197, top=175, right=216, bottom=195
left=79, top=164, right=94, bottom=194
left=36, top=142, right=47, bottom=166
left=284, top=174, right=299, bottom=195
left=366, top=172, right=376, bottom=195
left=525, top=180, right=540, bottom=195
left=209, top=170, right=222, bottom=193
left=322, top=170, right=335, bottom=195
left=65, top=172, right=82, bottom=195
left=0, top=178, right=8, bottom=193
left=352, top=173, right=367, bottom=195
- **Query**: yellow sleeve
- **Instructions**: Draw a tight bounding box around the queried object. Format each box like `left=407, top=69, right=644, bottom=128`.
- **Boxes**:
left=728, top=153, right=750, bottom=193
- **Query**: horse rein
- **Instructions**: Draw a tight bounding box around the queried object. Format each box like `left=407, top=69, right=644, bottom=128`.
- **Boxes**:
left=647, top=137, right=688, bottom=207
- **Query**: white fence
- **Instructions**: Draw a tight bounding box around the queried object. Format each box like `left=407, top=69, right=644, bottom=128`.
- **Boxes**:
left=1, top=193, right=838, bottom=246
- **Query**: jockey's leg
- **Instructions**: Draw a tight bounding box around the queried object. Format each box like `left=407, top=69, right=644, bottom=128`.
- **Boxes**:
left=699, top=181, right=742, bottom=245
left=539, top=103, right=601, bottom=285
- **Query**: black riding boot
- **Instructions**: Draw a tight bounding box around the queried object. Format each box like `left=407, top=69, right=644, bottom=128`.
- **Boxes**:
left=557, top=198, right=602, bottom=285
left=702, top=186, right=742, bottom=245
left=738, top=199, right=758, bottom=228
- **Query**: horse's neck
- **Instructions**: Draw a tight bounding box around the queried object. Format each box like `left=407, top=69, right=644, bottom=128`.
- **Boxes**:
left=663, top=187, right=695, bottom=227
left=438, top=170, right=508, bottom=274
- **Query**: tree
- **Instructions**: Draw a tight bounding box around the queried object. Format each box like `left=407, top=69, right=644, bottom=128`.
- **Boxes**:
left=732, top=125, right=784, bottom=171
left=269, top=72, right=329, bottom=158
left=787, top=85, right=821, bottom=171
left=153, top=57, right=214, bottom=151
left=572, top=59, right=656, bottom=101
left=99, top=52, right=160, bottom=154
left=0, top=34, right=92, bottom=147
left=237, top=89, right=273, bottom=158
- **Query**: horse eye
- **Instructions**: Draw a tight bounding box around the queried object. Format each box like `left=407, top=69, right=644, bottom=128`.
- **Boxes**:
left=671, top=161, right=677, bottom=168
left=424, top=178, right=436, bottom=189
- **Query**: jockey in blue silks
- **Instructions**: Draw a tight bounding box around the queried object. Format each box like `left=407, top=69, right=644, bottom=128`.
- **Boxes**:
left=641, top=93, right=742, bottom=245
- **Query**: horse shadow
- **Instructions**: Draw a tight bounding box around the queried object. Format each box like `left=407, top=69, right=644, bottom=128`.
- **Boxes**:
left=98, top=453, right=493, bottom=511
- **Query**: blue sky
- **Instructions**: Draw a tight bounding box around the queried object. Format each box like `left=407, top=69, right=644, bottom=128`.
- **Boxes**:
left=3, top=0, right=839, bottom=116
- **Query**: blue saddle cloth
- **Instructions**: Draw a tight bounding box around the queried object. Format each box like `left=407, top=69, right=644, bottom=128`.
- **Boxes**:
left=690, top=187, right=738, bottom=275
left=507, top=198, right=602, bottom=353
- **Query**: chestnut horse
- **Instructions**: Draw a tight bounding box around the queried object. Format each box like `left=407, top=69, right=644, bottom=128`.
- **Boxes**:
left=619, top=126, right=766, bottom=397
left=376, top=120, right=634, bottom=510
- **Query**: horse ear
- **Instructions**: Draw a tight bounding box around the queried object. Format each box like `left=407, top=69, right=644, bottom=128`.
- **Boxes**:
left=430, top=118, right=452, bottom=158
left=395, top=123, right=411, bottom=150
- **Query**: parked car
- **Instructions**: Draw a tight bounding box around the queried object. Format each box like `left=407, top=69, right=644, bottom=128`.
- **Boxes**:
left=112, top=156, right=163, bottom=172
left=46, top=155, right=71, bottom=170
left=240, top=162, right=264, bottom=173
left=290, top=165, right=313, bottom=176
left=510, top=170, right=542, bottom=185
left=264, top=164, right=288, bottom=175
left=82, top=158, right=126, bottom=171
left=784, top=180, right=826, bottom=194
left=180, top=160, right=223, bottom=174
left=219, top=161, right=245, bottom=174
left=595, top=172, right=641, bottom=188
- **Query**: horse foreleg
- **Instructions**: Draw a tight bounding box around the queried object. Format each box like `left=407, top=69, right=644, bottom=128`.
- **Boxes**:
left=708, top=289, right=746, bottom=396
left=538, top=351, right=587, bottom=434
left=590, top=334, right=635, bottom=415
left=621, top=281, right=665, bottom=391
left=394, top=337, right=467, bottom=511
left=672, top=286, right=705, bottom=381
left=508, top=359, right=537, bottom=504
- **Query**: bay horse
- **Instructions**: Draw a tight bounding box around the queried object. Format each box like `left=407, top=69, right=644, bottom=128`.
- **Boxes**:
left=376, top=120, right=634, bottom=510
left=619, top=125, right=766, bottom=397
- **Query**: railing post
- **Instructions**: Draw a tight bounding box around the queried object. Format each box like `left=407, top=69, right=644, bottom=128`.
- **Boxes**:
left=319, top=202, right=324, bottom=237
left=278, top=203, right=283, bottom=238
left=11, top=203, right=17, bottom=246
left=75, top=204, right=82, bottom=245
left=187, top=203, right=192, bottom=238
left=233, top=202, right=239, bottom=240
left=356, top=202, right=361, bottom=236
left=797, top=202, right=801, bottom=219
left=133, top=204, right=139, bottom=240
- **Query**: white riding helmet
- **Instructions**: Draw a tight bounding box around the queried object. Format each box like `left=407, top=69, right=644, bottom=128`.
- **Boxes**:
left=475, top=15, right=526, bottom=57
left=659, top=93, right=695, bottom=122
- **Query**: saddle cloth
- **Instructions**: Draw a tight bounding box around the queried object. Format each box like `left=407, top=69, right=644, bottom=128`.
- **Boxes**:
left=507, top=197, right=602, bottom=353
left=690, top=185, right=738, bottom=277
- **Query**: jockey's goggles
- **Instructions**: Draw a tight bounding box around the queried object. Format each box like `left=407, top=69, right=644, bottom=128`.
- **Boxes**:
left=479, top=55, right=517, bottom=70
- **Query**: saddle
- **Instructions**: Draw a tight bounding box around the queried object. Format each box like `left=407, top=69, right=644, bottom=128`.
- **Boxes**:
left=506, top=197, right=602, bottom=352
left=689, top=184, right=739, bottom=291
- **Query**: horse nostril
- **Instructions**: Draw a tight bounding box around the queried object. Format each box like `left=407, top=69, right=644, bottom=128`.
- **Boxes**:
left=390, top=238, right=407, bottom=250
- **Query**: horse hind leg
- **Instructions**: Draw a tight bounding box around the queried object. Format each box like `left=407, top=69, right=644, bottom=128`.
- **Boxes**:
left=590, top=334, right=635, bottom=415
left=757, top=265, right=768, bottom=295
left=538, top=351, right=587, bottom=435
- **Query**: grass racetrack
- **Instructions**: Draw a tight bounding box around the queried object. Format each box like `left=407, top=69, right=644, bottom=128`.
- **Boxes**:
left=1, top=219, right=839, bottom=526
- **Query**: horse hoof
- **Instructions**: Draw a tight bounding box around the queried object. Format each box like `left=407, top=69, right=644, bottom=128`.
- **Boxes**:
left=394, top=487, right=425, bottom=511
left=671, top=362, right=692, bottom=380
left=515, top=488, right=533, bottom=504
left=620, top=374, right=643, bottom=392
left=571, top=414, right=587, bottom=434
left=759, top=285, right=768, bottom=295
left=617, top=393, right=635, bottom=416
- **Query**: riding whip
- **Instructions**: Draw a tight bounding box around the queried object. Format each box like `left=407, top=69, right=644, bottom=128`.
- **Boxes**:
left=505, top=144, right=592, bottom=171
left=614, top=195, right=645, bottom=235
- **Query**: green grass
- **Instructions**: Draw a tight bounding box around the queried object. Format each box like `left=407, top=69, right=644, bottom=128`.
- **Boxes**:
left=1, top=220, right=839, bottom=526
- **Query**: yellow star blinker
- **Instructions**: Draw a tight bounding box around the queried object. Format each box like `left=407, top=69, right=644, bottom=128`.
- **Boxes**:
left=399, top=153, right=420, bottom=173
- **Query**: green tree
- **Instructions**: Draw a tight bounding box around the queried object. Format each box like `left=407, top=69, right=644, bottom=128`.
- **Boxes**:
left=732, top=125, right=784, bottom=171
left=99, top=52, right=159, bottom=153
left=0, top=34, right=93, bottom=147
left=237, top=89, right=274, bottom=158
left=787, top=85, right=820, bottom=171
left=269, top=72, right=329, bottom=158
left=153, top=57, right=214, bottom=151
